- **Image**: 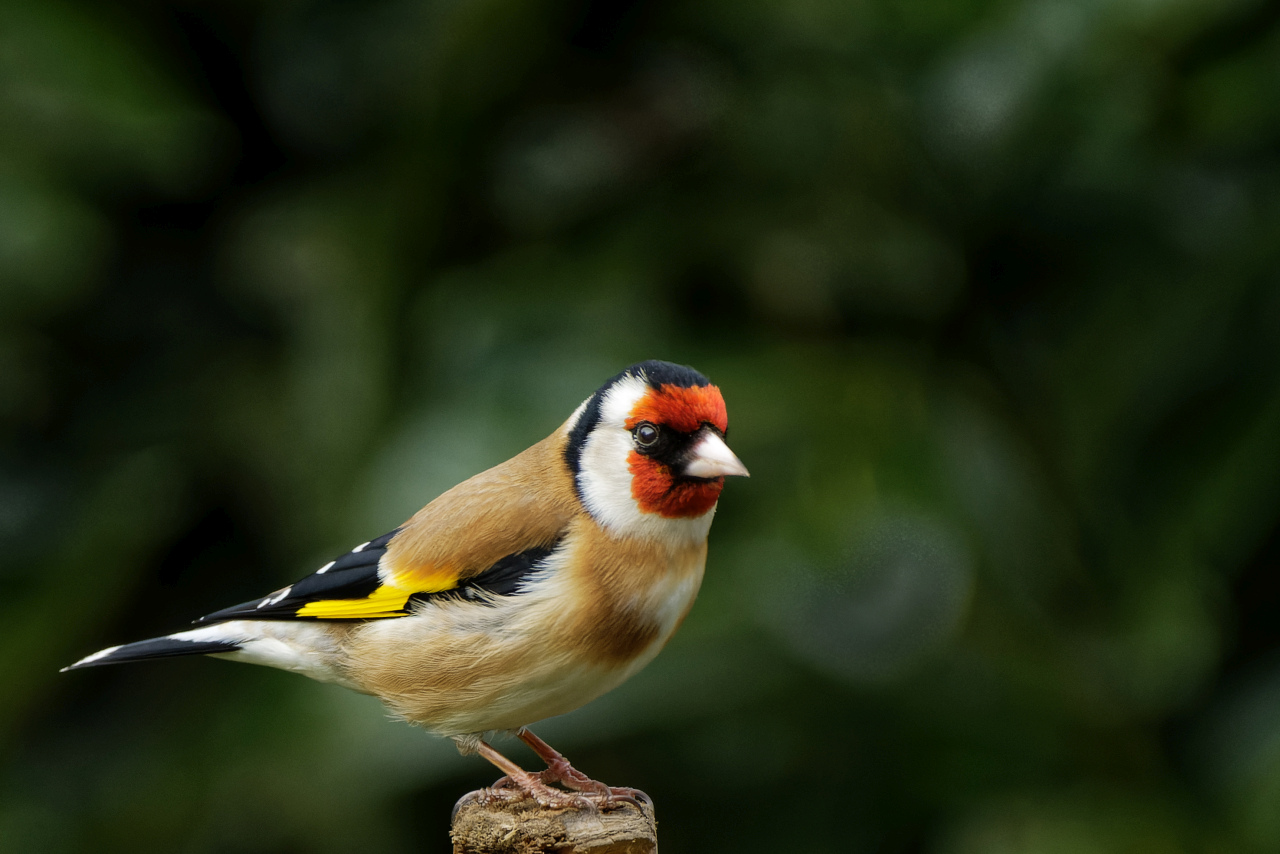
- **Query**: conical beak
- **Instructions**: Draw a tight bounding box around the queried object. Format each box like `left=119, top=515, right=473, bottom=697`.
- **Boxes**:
left=682, top=431, right=750, bottom=479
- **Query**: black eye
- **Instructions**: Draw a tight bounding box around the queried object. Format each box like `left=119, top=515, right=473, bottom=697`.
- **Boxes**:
left=633, top=422, right=660, bottom=448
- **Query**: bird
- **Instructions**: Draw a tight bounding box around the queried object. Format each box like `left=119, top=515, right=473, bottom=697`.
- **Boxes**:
left=64, top=359, right=748, bottom=808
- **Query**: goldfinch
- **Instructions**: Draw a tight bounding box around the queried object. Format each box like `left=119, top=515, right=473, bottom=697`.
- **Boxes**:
left=65, top=360, right=748, bottom=808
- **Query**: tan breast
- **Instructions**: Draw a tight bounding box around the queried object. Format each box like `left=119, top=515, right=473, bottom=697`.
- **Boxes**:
left=339, top=513, right=709, bottom=735
left=555, top=517, right=708, bottom=666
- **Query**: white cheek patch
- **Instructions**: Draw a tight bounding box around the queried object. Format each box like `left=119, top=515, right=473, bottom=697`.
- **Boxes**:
left=598, top=375, right=649, bottom=425
left=574, top=375, right=716, bottom=542
left=577, top=377, right=648, bottom=534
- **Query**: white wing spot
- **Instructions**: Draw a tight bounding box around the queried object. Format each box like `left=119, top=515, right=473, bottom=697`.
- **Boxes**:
left=351, top=541, right=371, bottom=553
left=315, top=560, right=336, bottom=575
left=257, top=586, right=293, bottom=608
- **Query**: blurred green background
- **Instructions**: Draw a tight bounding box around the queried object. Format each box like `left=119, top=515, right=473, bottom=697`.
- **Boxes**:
left=4, top=0, right=1280, bottom=851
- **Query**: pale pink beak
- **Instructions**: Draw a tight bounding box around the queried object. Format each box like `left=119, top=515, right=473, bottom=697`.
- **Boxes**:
left=683, top=432, right=750, bottom=478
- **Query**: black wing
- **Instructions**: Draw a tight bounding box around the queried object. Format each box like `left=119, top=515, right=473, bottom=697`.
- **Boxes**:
left=195, top=530, right=560, bottom=623
left=195, top=529, right=401, bottom=623
left=409, top=541, right=558, bottom=607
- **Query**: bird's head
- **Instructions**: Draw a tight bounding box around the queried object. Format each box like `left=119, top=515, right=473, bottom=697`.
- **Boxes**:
left=565, top=361, right=748, bottom=541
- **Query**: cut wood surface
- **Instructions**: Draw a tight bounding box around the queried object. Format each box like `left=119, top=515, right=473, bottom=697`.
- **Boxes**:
left=451, top=793, right=657, bottom=854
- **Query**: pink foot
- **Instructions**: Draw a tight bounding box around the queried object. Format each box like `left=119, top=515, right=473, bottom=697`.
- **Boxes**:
left=517, top=729, right=652, bottom=809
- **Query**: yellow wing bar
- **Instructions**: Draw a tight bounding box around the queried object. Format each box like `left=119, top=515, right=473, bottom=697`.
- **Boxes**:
left=295, top=584, right=415, bottom=619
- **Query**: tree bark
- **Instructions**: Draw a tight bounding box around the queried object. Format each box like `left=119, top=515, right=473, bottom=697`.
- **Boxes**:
left=450, top=793, right=657, bottom=854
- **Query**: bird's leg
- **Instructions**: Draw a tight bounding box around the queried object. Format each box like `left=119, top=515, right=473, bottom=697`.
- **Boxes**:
left=474, top=740, right=594, bottom=810
left=517, top=728, right=590, bottom=787
left=517, top=728, right=651, bottom=808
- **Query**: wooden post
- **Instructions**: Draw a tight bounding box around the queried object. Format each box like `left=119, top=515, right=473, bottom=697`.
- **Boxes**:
left=450, top=792, right=657, bottom=854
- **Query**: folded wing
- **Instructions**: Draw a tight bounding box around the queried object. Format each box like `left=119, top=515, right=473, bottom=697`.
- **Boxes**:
left=196, top=529, right=408, bottom=621
left=197, top=430, right=579, bottom=624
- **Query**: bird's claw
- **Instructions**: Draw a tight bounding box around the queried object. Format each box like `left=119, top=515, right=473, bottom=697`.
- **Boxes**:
left=531, top=756, right=651, bottom=810
left=473, top=736, right=650, bottom=813
left=479, top=774, right=596, bottom=810
left=600, top=786, right=652, bottom=810
left=483, top=774, right=646, bottom=812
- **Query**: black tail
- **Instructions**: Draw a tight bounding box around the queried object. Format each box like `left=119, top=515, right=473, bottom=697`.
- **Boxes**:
left=62, top=634, right=242, bottom=671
